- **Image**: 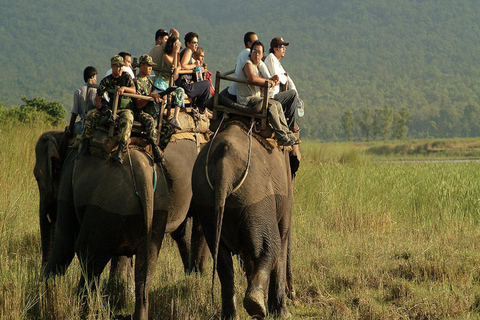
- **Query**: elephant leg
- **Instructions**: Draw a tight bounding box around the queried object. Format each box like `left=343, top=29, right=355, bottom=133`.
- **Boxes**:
left=76, top=251, right=110, bottom=318
left=216, top=243, right=237, bottom=320
left=268, top=217, right=291, bottom=318
left=170, top=217, right=191, bottom=273
left=243, top=221, right=281, bottom=319
left=189, top=215, right=209, bottom=274
left=267, top=241, right=290, bottom=318
left=285, top=231, right=295, bottom=301
left=198, top=209, right=238, bottom=319
left=107, top=256, right=134, bottom=310
left=134, top=220, right=167, bottom=320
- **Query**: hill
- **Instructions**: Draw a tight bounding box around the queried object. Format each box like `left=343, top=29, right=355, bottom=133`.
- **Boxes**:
left=1, top=0, right=480, bottom=140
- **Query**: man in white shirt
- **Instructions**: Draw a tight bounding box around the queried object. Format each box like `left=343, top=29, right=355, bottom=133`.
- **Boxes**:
left=226, top=31, right=271, bottom=101
left=265, top=37, right=301, bottom=132
left=106, top=52, right=135, bottom=79
left=67, top=66, right=97, bottom=136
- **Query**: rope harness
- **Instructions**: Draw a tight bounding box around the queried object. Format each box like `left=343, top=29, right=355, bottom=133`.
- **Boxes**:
left=127, top=146, right=158, bottom=197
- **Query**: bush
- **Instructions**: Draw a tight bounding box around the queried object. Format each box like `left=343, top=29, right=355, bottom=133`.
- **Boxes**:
left=0, top=96, right=66, bottom=126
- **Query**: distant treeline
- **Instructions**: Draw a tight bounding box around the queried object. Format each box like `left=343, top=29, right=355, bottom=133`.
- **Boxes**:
left=340, top=102, right=480, bottom=141
left=2, top=0, right=480, bottom=141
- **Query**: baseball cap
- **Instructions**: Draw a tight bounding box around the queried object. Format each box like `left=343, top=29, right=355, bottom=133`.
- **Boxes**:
left=270, top=37, right=290, bottom=49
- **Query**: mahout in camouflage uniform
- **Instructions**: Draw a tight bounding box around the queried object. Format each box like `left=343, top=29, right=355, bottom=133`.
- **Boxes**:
left=133, top=54, right=171, bottom=164
left=77, top=55, right=137, bottom=164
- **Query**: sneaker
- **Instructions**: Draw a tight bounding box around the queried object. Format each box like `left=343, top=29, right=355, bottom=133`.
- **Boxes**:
left=170, top=117, right=182, bottom=130
left=277, top=137, right=295, bottom=146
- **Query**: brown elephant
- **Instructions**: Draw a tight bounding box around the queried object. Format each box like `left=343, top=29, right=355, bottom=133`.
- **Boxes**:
left=191, top=121, right=299, bottom=319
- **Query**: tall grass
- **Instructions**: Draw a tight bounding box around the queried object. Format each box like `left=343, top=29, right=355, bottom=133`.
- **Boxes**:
left=2, top=126, right=480, bottom=319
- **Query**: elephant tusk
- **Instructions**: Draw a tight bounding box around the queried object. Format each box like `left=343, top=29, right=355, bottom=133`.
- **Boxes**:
left=47, top=214, right=52, bottom=223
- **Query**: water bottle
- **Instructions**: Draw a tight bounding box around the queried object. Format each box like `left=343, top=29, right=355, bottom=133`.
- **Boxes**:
left=297, top=99, right=304, bottom=117
left=194, top=67, right=203, bottom=82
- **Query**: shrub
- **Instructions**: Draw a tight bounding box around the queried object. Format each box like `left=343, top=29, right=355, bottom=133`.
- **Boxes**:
left=0, top=96, right=66, bottom=126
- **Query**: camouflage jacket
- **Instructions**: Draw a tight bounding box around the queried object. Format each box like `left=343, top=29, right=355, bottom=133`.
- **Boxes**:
left=97, top=72, right=134, bottom=109
left=134, top=76, right=157, bottom=116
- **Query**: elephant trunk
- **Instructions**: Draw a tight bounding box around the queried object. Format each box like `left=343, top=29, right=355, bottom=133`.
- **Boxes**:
left=39, top=195, right=56, bottom=268
left=210, top=155, right=237, bottom=304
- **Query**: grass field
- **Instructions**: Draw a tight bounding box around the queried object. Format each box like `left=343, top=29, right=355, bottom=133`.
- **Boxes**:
left=2, top=121, right=480, bottom=319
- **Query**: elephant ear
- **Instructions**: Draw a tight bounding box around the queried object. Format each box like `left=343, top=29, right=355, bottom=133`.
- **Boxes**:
left=45, top=134, right=61, bottom=181
left=289, top=146, right=301, bottom=180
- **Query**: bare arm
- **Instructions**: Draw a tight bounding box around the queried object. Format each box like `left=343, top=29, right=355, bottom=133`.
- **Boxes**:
left=180, top=48, right=198, bottom=70
left=164, top=53, right=181, bottom=80
left=117, top=84, right=136, bottom=95
left=243, top=63, right=278, bottom=87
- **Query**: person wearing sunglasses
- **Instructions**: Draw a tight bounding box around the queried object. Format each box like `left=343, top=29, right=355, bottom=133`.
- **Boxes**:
left=265, top=37, right=301, bottom=133
left=176, top=31, right=211, bottom=116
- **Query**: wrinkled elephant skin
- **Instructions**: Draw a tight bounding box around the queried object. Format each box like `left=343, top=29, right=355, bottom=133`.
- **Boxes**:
left=192, top=123, right=294, bottom=319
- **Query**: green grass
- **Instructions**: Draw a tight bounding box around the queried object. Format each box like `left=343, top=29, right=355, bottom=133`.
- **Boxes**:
left=2, top=123, right=480, bottom=319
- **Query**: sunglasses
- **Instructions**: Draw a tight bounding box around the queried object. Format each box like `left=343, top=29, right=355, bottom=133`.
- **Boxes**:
left=190, top=41, right=198, bottom=44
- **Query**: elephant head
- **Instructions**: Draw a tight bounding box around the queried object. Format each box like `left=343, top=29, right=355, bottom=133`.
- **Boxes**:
left=33, top=130, right=64, bottom=267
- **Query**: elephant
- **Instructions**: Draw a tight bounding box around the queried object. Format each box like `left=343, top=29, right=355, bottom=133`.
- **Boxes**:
left=191, top=120, right=299, bottom=319
left=43, top=136, right=167, bottom=320
left=34, top=130, right=209, bottom=319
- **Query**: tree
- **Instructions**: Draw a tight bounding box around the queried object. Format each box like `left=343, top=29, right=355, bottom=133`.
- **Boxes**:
left=357, top=108, right=373, bottom=141
left=391, top=107, right=410, bottom=140
left=341, top=109, right=355, bottom=141
left=437, top=106, right=461, bottom=138
left=20, top=96, right=66, bottom=126
left=0, top=96, right=66, bottom=126
left=373, top=105, right=394, bottom=141
left=461, top=103, right=480, bottom=137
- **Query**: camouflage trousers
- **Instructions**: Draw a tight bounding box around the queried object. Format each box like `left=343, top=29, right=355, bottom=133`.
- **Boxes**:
left=159, top=118, right=174, bottom=151
left=136, top=110, right=156, bottom=142
left=134, top=111, right=174, bottom=150
left=82, top=108, right=134, bottom=143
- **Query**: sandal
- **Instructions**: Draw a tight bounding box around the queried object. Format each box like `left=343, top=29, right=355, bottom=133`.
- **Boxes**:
left=170, top=118, right=182, bottom=130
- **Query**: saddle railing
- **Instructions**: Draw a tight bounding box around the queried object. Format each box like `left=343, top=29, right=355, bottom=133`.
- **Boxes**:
left=213, top=69, right=269, bottom=130
left=110, top=92, right=166, bottom=145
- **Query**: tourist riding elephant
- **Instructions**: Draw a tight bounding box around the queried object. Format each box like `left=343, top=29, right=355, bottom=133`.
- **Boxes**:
left=191, top=121, right=299, bottom=319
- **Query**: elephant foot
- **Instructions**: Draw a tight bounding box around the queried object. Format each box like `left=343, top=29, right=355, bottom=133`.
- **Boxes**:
left=269, top=303, right=292, bottom=319
left=243, top=289, right=266, bottom=319
left=278, top=308, right=292, bottom=318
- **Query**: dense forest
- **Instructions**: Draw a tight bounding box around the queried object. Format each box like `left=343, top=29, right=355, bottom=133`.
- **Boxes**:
left=1, top=0, right=480, bottom=140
